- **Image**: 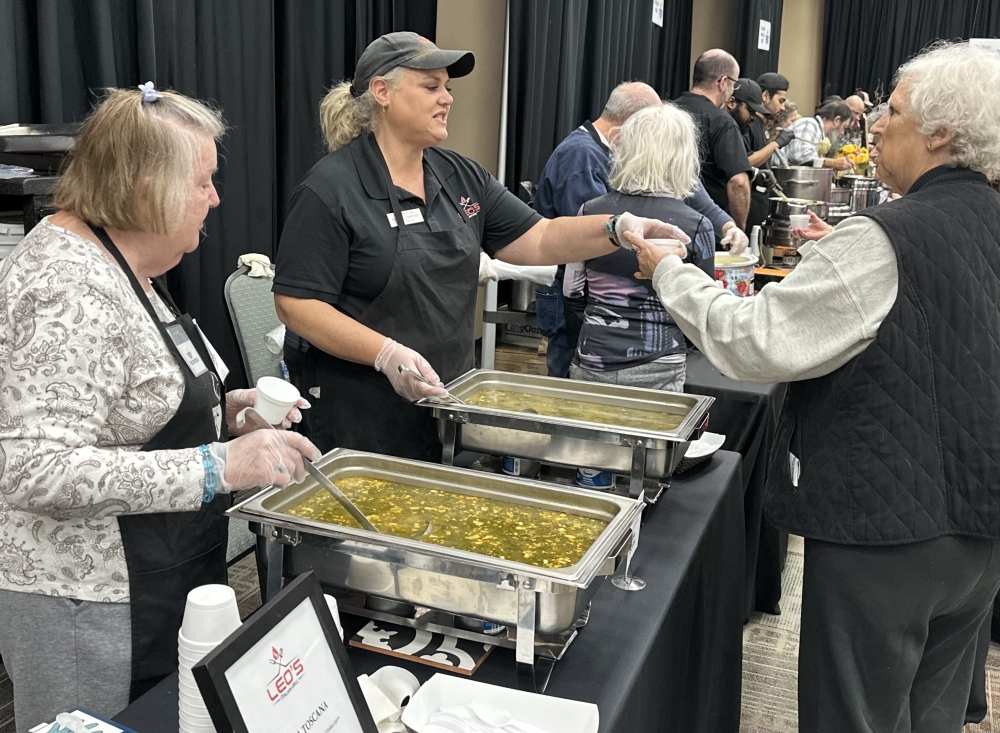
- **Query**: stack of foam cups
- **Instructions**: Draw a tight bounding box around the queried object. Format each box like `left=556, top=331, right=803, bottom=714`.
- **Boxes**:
left=178, top=585, right=241, bottom=733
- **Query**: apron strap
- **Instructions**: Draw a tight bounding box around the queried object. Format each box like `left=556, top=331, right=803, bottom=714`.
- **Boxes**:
left=582, top=120, right=611, bottom=155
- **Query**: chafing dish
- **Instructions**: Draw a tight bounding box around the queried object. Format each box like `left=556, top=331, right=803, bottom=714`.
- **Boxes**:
left=417, top=370, right=713, bottom=500
left=229, top=448, right=644, bottom=692
left=773, top=166, right=834, bottom=201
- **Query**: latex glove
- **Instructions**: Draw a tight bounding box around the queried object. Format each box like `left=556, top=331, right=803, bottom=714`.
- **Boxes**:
left=225, top=388, right=311, bottom=432
left=614, top=212, right=692, bottom=251
left=753, top=168, right=777, bottom=189
left=774, top=128, right=795, bottom=148
left=478, top=252, right=499, bottom=286
left=215, top=430, right=320, bottom=490
left=791, top=210, right=834, bottom=241
left=720, top=224, right=749, bottom=256
left=491, top=259, right=558, bottom=286
left=374, top=338, right=446, bottom=402
left=626, top=233, right=686, bottom=279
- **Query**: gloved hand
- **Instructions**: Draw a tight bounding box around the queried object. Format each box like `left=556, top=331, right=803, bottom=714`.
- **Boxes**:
left=225, top=388, right=311, bottom=432
left=374, top=338, right=447, bottom=402
left=614, top=212, right=692, bottom=251
left=775, top=128, right=795, bottom=148
left=213, top=430, right=320, bottom=490
left=478, top=252, right=499, bottom=286
left=721, top=224, right=750, bottom=256
left=754, top=168, right=777, bottom=188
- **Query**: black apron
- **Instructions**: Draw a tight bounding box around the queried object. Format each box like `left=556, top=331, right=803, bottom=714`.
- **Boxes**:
left=90, top=227, right=230, bottom=701
left=302, top=137, right=480, bottom=460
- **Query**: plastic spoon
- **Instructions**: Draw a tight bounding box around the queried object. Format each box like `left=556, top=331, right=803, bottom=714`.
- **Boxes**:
left=469, top=701, right=549, bottom=733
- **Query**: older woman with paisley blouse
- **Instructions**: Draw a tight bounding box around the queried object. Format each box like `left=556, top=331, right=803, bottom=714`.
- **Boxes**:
left=0, top=86, right=319, bottom=729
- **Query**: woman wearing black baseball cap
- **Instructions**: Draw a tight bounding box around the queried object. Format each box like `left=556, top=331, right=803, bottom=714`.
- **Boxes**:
left=272, top=32, right=690, bottom=460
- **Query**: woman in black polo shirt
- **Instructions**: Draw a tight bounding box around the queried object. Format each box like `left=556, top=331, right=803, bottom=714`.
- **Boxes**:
left=273, top=32, right=689, bottom=461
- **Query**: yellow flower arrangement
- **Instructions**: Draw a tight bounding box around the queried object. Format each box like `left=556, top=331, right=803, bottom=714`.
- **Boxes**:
left=836, top=143, right=870, bottom=170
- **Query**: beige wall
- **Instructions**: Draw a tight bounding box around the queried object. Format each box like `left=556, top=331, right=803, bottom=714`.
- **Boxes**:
left=435, top=0, right=506, bottom=175
left=689, top=0, right=741, bottom=82
left=778, top=0, right=825, bottom=113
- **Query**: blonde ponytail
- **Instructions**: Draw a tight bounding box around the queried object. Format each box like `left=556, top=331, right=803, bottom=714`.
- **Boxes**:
left=319, top=68, right=407, bottom=152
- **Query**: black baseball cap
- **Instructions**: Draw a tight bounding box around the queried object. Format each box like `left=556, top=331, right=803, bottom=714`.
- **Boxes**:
left=733, top=78, right=769, bottom=115
left=756, top=72, right=790, bottom=93
left=350, top=32, right=475, bottom=97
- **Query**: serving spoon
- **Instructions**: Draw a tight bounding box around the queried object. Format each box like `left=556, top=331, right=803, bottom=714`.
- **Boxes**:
left=398, top=365, right=466, bottom=404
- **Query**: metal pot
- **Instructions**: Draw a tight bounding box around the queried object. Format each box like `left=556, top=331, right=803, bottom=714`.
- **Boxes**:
left=510, top=279, right=536, bottom=312
left=773, top=166, right=834, bottom=202
left=827, top=187, right=852, bottom=205
left=768, top=197, right=830, bottom=221
left=836, top=175, right=882, bottom=212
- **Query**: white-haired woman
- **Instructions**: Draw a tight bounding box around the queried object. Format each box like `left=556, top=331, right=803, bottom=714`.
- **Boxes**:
left=562, top=104, right=714, bottom=392
left=632, top=42, right=1000, bottom=732
left=271, top=32, right=688, bottom=461
left=0, top=87, right=318, bottom=727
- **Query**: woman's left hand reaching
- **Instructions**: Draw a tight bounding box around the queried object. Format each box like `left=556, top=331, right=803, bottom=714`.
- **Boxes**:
left=614, top=212, right=691, bottom=250
left=225, top=388, right=311, bottom=433
left=628, top=233, right=687, bottom=280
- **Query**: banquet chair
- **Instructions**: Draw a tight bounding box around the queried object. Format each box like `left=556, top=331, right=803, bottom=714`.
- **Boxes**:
left=224, top=262, right=284, bottom=385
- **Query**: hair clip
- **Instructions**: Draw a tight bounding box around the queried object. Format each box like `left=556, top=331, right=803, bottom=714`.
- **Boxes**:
left=138, top=81, right=163, bottom=103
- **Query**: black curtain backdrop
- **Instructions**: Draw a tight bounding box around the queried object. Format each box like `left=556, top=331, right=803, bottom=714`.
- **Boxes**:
left=0, top=0, right=436, bottom=388
left=737, top=0, right=783, bottom=81
left=505, top=0, right=692, bottom=194
left=822, top=0, right=1000, bottom=101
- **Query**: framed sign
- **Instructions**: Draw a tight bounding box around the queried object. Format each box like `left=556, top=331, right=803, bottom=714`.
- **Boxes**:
left=193, top=572, right=378, bottom=733
left=758, top=19, right=772, bottom=51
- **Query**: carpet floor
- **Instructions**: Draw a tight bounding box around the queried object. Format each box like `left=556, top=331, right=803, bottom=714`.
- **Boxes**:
left=1, top=546, right=998, bottom=732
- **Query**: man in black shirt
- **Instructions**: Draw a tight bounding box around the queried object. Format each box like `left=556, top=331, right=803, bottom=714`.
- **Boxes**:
left=741, top=73, right=797, bottom=230
left=675, top=49, right=751, bottom=229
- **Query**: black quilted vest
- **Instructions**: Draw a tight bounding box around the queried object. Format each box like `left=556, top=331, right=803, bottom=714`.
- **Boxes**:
left=764, top=167, right=1000, bottom=545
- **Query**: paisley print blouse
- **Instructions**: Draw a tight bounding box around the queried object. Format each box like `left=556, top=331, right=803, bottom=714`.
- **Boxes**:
left=0, top=219, right=206, bottom=602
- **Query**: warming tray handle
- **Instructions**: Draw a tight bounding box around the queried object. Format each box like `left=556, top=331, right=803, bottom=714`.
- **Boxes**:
left=598, top=527, right=635, bottom=576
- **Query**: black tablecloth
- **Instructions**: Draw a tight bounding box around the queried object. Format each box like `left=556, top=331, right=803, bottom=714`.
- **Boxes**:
left=684, top=351, right=786, bottom=619
left=115, top=451, right=745, bottom=733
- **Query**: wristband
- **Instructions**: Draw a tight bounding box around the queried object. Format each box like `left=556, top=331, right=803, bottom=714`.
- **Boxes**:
left=198, top=444, right=217, bottom=503
left=603, top=215, right=622, bottom=247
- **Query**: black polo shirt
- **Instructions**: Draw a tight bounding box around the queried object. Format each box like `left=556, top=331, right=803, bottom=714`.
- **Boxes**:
left=674, top=91, right=751, bottom=211
left=743, top=116, right=771, bottom=168
left=273, top=133, right=540, bottom=319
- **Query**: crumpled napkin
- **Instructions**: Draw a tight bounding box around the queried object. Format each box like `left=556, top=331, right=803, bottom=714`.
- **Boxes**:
left=238, top=253, right=274, bottom=278
left=265, top=324, right=285, bottom=355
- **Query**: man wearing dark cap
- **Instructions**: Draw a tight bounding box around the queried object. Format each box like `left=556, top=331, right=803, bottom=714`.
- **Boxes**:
left=742, top=73, right=797, bottom=229
left=727, top=78, right=785, bottom=231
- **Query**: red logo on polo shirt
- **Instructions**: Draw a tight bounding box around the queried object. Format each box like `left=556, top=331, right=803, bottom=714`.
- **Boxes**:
left=460, top=196, right=481, bottom=218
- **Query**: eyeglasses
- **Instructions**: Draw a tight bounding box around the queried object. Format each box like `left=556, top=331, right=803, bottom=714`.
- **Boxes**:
left=720, top=76, right=741, bottom=91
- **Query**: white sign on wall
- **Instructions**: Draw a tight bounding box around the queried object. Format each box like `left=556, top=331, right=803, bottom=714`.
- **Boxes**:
left=758, top=19, right=772, bottom=51
left=970, top=38, right=1000, bottom=55
left=652, top=0, right=664, bottom=27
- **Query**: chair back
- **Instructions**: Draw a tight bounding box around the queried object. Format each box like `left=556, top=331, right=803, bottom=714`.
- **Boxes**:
left=224, top=264, right=283, bottom=385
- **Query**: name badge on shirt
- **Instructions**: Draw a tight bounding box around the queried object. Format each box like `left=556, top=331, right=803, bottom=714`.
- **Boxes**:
left=387, top=208, right=425, bottom=228
left=166, top=323, right=208, bottom=377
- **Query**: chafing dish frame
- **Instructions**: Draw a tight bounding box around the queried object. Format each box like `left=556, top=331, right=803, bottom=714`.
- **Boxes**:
left=228, top=449, right=644, bottom=692
left=418, top=370, right=713, bottom=500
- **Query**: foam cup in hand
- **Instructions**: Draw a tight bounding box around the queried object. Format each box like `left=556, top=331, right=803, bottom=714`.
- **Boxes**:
left=646, top=238, right=681, bottom=249
left=812, top=158, right=825, bottom=168
left=254, top=376, right=300, bottom=425
left=180, top=584, right=240, bottom=644
left=788, top=214, right=810, bottom=230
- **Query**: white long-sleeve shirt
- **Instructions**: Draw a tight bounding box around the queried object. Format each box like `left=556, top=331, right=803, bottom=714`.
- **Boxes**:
left=650, top=216, right=899, bottom=383
left=0, top=219, right=207, bottom=602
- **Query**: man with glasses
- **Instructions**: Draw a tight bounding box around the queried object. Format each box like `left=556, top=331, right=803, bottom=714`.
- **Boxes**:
left=675, top=49, right=752, bottom=229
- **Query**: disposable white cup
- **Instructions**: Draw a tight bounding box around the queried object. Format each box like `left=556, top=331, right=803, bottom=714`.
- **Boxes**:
left=180, top=585, right=240, bottom=644
left=179, top=723, right=217, bottom=733
left=179, top=690, right=208, bottom=711
left=788, top=214, right=810, bottom=230
left=645, top=238, right=682, bottom=249
left=812, top=157, right=825, bottom=168
left=254, top=376, right=300, bottom=425
left=179, top=631, right=222, bottom=652
left=178, top=673, right=202, bottom=694
left=179, top=708, right=213, bottom=726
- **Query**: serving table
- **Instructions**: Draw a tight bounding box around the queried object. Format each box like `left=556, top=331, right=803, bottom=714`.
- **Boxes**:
left=115, top=451, right=745, bottom=733
left=684, top=351, right=787, bottom=619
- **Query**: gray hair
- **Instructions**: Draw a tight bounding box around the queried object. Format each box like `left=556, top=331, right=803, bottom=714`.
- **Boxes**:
left=319, top=66, right=406, bottom=152
left=816, top=100, right=852, bottom=122
left=895, top=41, right=1000, bottom=181
left=600, top=82, right=661, bottom=124
left=609, top=103, right=700, bottom=199
left=692, top=49, right=738, bottom=88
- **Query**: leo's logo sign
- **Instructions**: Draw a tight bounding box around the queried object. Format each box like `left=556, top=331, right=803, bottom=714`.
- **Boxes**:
left=266, top=645, right=305, bottom=702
